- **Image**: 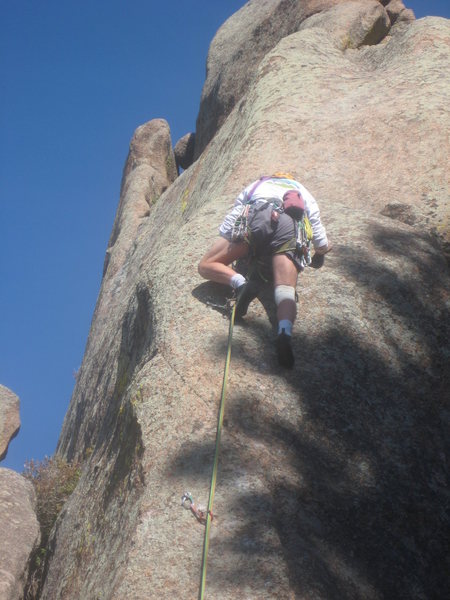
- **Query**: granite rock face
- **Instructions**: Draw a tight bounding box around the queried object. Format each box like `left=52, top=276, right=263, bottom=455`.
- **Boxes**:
left=195, top=0, right=342, bottom=157
left=0, top=385, right=20, bottom=462
left=103, top=117, right=177, bottom=279
left=194, top=0, right=410, bottom=158
left=174, top=132, right=196, bottom=171
left=385, top=0, right=415, bottom=24
left=0, top=468, right=40, bottom=600
left=41, top=2, right=449, bottom=599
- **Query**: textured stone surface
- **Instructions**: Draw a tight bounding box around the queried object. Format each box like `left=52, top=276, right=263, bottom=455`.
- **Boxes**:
left=41, top=5, right=449, bottom=600
left=174, top=132, right=196, bottom=171
left=195, top=0, right=350, bottom=157
left=103, top=118, right=177, bottom=279
left=0, top=385, right=20, bottom=462
left=194, top=0, right=400, bottom=158
left=0, top=468, right=40, bottom=600
left=385, top=0, right=414, bottom=24
left=299, top=0, right=391, bottom=48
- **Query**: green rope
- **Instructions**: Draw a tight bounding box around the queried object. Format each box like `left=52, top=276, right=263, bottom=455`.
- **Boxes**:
left=198, top=303, right=236, bottom=600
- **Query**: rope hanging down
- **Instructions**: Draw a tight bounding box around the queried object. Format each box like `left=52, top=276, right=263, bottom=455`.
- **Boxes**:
left=198, top=301, right=236, bottom=600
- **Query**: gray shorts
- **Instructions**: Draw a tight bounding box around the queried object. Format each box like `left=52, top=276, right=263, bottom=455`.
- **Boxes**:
left=220, top=202, right=303, bottom=270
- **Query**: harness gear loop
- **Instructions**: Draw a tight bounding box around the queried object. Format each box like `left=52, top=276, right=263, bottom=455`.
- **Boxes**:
left=296, top=215, right=313, bottom=266
left=231, top=204, right=251, bottom=242
left=198, top=302, right=236, bottom=600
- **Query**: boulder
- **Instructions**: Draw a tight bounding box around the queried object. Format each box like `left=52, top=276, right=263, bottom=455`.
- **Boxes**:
left=299, top=0, right=391, bottom=49
left=385, top=0, right=415, bottom=24
left=41, top=5, right=449, bottom=600
left=174, top=132, right=196, bottom=171
left=0, top=468, right=40, bottom=600
left=0, top=385, right=20, bottom=462
left=194, top=0, right=402, bottom=157
left=103, top=118, right=177, bottom=278
left=195, top=0, right=351, bottom=157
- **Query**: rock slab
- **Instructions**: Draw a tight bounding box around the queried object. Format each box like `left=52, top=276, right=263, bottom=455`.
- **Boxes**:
left=194, top=0, right=406, bottom=157
left=0, top=385, right=20, bottom=462
left=0, top=468, right=40, bottom=600
left=174, top=132, right=195, bottom=171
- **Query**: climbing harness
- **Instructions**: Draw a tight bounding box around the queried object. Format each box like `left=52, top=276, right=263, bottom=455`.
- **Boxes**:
left=181, top=301, right=236, bottom=599
left=230, top=175, right=314, bottom=268
left=230, top=176, right=270, bottom=242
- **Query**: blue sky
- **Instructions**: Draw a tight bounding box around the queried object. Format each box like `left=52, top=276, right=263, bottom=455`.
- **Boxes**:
left=1, top=1, right=449, bottom=472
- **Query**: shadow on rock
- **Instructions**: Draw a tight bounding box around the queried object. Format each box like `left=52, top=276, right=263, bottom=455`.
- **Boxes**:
left=173, top=225, right=449, bottom=599
left=192, top=281, right=233, bottom=317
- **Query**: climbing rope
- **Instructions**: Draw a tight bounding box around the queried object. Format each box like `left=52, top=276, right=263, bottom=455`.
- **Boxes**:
left=180, top=299, right=236, bottom=598
left=199, top=301, right=236, bottom=600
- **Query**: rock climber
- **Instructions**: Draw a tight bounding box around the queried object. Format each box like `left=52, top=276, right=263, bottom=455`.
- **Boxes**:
left=198, top=172, right=331, bottom=368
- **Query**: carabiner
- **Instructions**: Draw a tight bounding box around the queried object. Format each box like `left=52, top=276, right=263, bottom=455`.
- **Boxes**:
left=181, top=491, right=194, bottom=508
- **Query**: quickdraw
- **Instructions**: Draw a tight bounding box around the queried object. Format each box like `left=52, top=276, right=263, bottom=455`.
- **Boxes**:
left=181, top=492, right=214, bottom=525
left=231, top=204, right=251, bottom=242
left=296, top=215, right=313, bottom=266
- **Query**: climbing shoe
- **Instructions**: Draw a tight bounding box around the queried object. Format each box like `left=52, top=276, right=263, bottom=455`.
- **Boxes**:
left=276, top=330, right=295, bottom=369
left=234, top=280, right=260, bottom=320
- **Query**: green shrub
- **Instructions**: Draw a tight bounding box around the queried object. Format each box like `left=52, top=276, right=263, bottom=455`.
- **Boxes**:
left=23, top=455, right=81, bottom=599
left=24, top=455, right=80, bottom=545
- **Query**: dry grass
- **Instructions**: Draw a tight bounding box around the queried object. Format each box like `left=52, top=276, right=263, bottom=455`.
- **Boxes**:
left=23, top=455, right=81, bottom=599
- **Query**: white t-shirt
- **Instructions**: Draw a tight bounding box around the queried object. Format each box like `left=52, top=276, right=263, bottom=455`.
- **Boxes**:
left=220, top=177, right=329, bottom=249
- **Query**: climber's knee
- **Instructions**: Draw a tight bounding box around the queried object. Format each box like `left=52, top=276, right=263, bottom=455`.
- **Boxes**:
left=274, top=285, right=295, bottom=306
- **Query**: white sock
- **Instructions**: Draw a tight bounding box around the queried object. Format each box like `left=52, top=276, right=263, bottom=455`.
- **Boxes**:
left=230, top=273, right=246, bottom=289
left=278, top=319, right=293, bottom=336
